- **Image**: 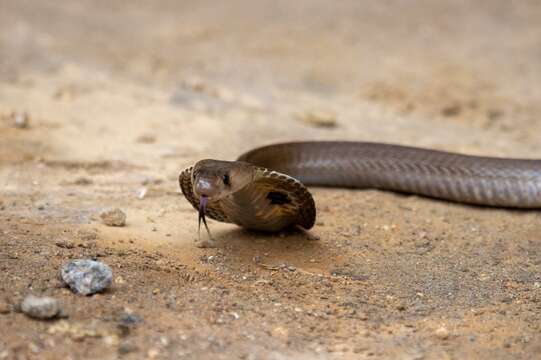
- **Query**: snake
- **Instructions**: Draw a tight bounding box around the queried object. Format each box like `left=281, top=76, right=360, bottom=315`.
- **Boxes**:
left=179, top=141, right=541, bottom=246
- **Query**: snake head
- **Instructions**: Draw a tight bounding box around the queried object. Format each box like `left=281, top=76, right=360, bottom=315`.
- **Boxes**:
left=191, top=159, right=255, bottom=201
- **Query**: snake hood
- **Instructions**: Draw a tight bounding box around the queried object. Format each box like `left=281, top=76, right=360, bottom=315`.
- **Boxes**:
left=179, top=158, right=317, bottom=242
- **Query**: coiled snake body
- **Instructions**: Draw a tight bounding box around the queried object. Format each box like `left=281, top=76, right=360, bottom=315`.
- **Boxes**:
left=179, top=141, right=541, bottom=246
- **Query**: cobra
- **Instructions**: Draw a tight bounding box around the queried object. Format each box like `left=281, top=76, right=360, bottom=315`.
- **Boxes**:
left=179, top=141, right=541, bottom=247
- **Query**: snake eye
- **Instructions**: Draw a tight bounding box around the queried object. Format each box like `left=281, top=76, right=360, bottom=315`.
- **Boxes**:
left=222, top=173, right=230, bottom=186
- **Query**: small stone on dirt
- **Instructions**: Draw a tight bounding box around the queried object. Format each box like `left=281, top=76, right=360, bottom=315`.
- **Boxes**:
left=118, top=341, right=138, bottom=354
left=441, top=104, right=461, bottom=117
left=100, top=208, right=126, bottom=227
left=10, top=111, right=30, bottom=129
left=307, top=233, right=321, bottom=241
left=435, top=326, right=450, bottom=340
left=137, top=187, right=148, bottom=199
left=117, top=311, right=143, bottom=326
left=21, top=295, right=62, bottom=319
left=296, top=109, right=338, bottom=128
left=74, top=177, right=93, bottom=185
left=61, top=259, right=113, bottom=295
left=116, top=311, right=143, bottom=336
left=136, top=134, right=157, bottom=144
left=55, top=240, right=76, bottom=249
left=271, top=326, right=289, bottom=339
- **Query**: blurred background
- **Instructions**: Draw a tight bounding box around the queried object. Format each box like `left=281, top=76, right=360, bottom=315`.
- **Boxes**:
left=2, top=1, right=541, bottom=166
left=3, top=1, right=541, bottom=93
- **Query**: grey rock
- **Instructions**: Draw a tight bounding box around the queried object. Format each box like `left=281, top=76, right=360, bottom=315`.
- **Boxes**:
left=61, top=259, right=113, bottom=295
left=21, top=295, right=61, bottom=319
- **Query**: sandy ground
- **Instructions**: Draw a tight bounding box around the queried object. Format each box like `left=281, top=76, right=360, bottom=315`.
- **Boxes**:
left=1, top=1, right=541, bottom=359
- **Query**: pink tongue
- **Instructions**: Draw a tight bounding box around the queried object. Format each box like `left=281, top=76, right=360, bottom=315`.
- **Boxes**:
left=198, top=196, right=211, bottom=238
left=199, top=195, right=208, bottom=214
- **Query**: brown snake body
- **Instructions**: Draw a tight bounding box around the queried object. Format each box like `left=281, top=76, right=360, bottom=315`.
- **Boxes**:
left=179, top=141, right=541, bottom=245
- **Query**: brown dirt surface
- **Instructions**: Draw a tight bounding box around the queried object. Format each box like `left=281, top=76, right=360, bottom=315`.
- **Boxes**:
left=2, top=1, right=541, bottom=359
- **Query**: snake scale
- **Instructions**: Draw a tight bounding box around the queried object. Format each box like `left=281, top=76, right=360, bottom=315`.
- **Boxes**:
left=179, top=141, right=541, bottom=246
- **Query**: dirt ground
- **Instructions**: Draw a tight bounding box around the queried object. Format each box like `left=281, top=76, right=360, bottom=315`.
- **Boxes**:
left=1, top=1, right=541, bottom=359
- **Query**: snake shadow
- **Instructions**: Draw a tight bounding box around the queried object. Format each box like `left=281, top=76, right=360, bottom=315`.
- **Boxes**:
left=214, top=225, right=324, bottom=257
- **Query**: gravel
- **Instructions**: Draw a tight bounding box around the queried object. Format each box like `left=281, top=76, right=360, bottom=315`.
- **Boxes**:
left=20, top=295, right=61, bottom=319
left=61, top=259, right=113, bottom=295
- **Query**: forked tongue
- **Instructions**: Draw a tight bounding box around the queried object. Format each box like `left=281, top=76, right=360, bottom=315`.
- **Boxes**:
left=198, top=195, right=212, bottom=240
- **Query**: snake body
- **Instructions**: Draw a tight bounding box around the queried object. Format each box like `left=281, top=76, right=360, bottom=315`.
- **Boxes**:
left=179, top=141, right=541, bottom=236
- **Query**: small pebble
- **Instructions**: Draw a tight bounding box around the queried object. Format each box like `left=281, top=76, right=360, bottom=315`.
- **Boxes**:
left=435, top=326, right=450, bottom=340
left=136, top=134, right=157, bottom=144
left=118, top=341, right=138, bottom=354
left=61, top=259, right=113, bottom=295
left=137, top=188, right=148, bottom=199
left=73, top=177, right=93, bottom=185
left=160, top=336, right=170, bottom=346
left=77, top=228, right=98, bottom=241
left=55, top=240, right=75, bottom=249
left=271, top=326, right=289, bottom=339
left=103, top=335, right=119, bottom=347
left=28, top=342, right=41, bottom=353
left=100, top=208, right=126, bottom=227
left=11, top=111, right=30, bottom=129
left=20, top=295, right=61, bottom=319
left=117, top=311, right=143, bottom=336
left=441, top=104, right=461, bottom=117
left=118, top=312, right=143, bottom=326
left=148, top=348, right=160, bottom=359
left=296, top=109, right=338, bottom=128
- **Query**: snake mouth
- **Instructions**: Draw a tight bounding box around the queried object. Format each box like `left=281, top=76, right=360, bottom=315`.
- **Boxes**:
left=198, top=195, right=212, bottom=239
